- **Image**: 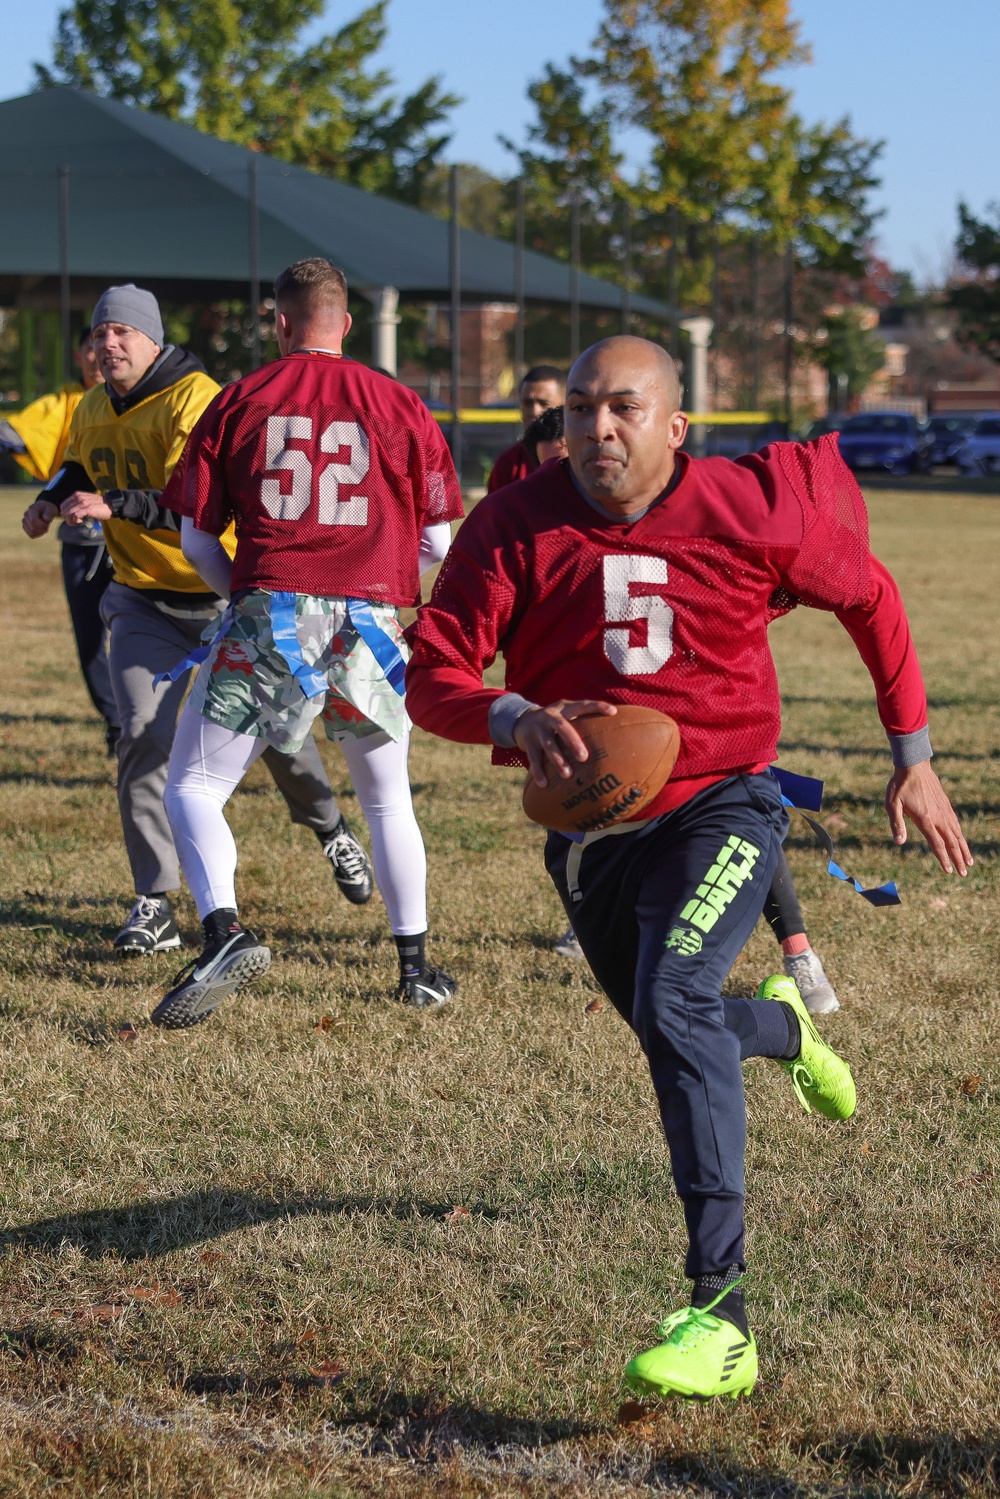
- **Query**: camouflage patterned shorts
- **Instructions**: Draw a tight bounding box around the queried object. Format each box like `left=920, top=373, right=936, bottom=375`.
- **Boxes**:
left=188, top=590, right=410, bottom=752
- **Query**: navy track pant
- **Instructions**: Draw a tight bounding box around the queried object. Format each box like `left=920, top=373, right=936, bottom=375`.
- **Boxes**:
left=545, top=772, right=789, bottom=1278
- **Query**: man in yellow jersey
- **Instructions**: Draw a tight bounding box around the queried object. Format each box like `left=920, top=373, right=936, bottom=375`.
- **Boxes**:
left=4, top=329, right=119, bottom=747
left=22, top=285, right=374, bottom=954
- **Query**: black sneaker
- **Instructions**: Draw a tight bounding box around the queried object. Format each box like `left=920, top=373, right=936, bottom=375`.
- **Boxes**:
left=320, top=819, right=374, bottom=905
left=396, top=966, right=457, bottom=1009
left=114, top=895, right=181, bottom=955
left=151, top=920, right=271, bottom=1030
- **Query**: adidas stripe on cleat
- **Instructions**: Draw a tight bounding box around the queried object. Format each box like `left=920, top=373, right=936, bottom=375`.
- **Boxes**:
left=758, top=974, right=856, bottom=1119
left=624, top=1297, right=758, bottom=1402
left=151, top=927, right=270, bottom=1030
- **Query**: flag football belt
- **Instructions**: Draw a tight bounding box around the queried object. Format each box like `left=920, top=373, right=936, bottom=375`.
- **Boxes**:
left=560, top=769, right=900, bottom=909
left=154, top=592, right=407, bottom=698
left=769, top=765, right=900, bottom=907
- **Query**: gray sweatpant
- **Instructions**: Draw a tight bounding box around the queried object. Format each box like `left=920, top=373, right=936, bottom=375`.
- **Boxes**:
left=100, top=581, right=340, bottom=896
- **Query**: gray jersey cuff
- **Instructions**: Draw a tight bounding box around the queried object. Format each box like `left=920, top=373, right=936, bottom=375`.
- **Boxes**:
left=888, top=726, right=933, bottom=768
left=489, top=693, right=538, bottom=748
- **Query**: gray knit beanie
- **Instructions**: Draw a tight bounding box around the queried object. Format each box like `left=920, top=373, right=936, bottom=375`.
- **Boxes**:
left=91, top=284, right=164, bottom=346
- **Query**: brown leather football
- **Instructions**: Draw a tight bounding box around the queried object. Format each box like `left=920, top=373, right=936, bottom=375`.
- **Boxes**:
left=522, top=705, right=681, bottom=834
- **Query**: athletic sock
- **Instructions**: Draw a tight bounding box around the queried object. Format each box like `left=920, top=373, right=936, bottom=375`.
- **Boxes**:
left=780, top=932, right=810, bottom=957
left=692, top=1265, right=749, bottom=1337
left=202, top=907, right=242, bottom=948
left=779, top=1000, right=802, bottom=1059
left=394, top=931, right=427, bottom=979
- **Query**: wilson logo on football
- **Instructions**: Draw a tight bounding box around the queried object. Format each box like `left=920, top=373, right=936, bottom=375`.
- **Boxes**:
left=560, top=772, right=623, bottom=811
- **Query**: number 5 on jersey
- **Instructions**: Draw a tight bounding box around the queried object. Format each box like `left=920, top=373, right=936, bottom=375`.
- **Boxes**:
left=603, top=554, right=674, bottom=676
left=261, top=415, right=370, bottom=526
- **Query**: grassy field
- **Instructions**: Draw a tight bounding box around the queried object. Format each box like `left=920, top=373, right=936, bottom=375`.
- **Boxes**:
left=0, top=485, right=997, bottom=1498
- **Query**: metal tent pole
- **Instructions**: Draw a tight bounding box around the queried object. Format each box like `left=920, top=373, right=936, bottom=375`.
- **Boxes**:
left=668, top=204, right=679, bottom=358
left=750, top=231, right=761, bottom=410
left=621, top=198, right=632, bottom=333
left=514, top=177, right=525, bottom=379
left=58, top=166, right=71, bottom=383
left=711, top=218, right=720, bottom=410
left=570, top=190, right=581, bottom=362
left=783, top=240, right=795, bottom=434
left=449, top=164, right=462, bottom=480
left=248, top=157, right=261, bottom=370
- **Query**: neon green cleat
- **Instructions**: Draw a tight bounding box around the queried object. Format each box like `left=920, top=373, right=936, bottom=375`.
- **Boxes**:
left=757, top=974, right=857, bottom=1120
left=624, top=1301, right=757, bottom=1401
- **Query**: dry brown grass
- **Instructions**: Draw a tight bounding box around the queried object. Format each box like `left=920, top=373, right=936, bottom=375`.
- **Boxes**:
left=0, top=485, right=997, bottom=1498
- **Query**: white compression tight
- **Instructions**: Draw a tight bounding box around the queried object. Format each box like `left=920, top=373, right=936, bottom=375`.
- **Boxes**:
left=164, top=705, right=428, bottom=935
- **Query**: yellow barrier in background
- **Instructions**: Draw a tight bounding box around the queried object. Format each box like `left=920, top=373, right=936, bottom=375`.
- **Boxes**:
left=431, top=408, right=771, bottom=425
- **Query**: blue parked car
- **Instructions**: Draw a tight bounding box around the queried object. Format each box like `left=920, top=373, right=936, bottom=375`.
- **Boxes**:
left=955, top=415, right=1000, bottom=475
left=927, top=414, right=978, bottom=466
left=836, top=412, right=933, bottom=475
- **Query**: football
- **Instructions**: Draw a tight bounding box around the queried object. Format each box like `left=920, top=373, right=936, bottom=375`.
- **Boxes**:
left=522, top=705, right=680, bottom=834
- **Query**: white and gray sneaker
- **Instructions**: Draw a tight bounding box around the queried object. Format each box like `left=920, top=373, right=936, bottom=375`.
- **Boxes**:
left=151, top=920, right=271, bottom=1029
left=321, top=819, right=374, bottom=905
left=114, top=895, right=182, bottom=955
left=555, top=925, right=585, bottom=960
left=783, top=948, right=840, bottom=1016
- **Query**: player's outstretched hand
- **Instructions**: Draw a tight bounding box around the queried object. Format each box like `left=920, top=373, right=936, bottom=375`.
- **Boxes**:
left=22, top=500, right=59, bottom=538
left=514, top=700, right=617, bottom=787
left=60, top=491, right=112, bottom=525
left=885, top=760, right=972, bottom=876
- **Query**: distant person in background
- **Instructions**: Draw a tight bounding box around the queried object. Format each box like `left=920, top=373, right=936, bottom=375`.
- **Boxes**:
left=7, top=328, right=120, bottom=751
left=486, top=365, right=565, bottom=493
left=522, top=405, right=567, bottom=468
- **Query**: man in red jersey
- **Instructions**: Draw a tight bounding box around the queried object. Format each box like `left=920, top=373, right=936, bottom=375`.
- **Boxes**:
left=486, top=365, right=565, bottom=492
left=406, top=335, right=969, bottom=1400
left=153, top=258, right=464, bottom=1029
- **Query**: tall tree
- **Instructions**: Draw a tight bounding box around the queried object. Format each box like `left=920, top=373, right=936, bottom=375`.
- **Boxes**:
left=950, top=201, right=1000, bottom=362
left=34, top=0, right=458, bottom=204
left=508, top=0, right=882, bottom=305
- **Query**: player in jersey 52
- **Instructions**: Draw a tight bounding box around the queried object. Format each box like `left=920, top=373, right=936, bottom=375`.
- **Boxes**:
left=406, top=336, right=970, bottom=1400
left=156, top=257, right=464, bottom=1028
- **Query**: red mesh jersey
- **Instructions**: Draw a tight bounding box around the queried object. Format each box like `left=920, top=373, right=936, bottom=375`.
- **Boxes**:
left=487, top=440, right=534, bottom=493
left=165, top=353, right=464, bottom=605
left=406, top=437, right=929, bottom=819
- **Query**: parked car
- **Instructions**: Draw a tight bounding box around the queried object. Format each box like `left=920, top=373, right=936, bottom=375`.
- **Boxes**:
left=836, top=412, right=933, bottom=475
left=804, top=415, right=844, bottom=441
left=927, top=414, right=978, bottom=466
left=955, top=415, right=1000, bottom=475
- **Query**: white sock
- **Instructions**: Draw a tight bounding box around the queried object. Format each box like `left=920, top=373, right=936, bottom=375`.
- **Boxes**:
left=340, top=729, right=427, bottom=936
left=164, top=707, right=266, bottom=919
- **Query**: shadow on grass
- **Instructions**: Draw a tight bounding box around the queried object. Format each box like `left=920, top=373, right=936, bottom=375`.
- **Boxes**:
left=659, top=1429, right=1000, bottom=1498
left=0, top=1187, right=503, bottom=1260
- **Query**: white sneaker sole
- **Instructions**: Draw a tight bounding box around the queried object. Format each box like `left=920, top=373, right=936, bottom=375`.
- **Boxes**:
left=151, top=946, right=271, bottom=1030
left=115, top=933, right=182, bottom=955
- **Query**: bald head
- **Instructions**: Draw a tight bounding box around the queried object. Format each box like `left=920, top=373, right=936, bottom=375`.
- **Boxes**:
left=564, top=336, right=688, bottom=516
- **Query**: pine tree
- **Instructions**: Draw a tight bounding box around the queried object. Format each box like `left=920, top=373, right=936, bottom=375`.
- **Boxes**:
left=34, top=0, right=458, bottom=204
left=950, top=202, right=1000, bottom=363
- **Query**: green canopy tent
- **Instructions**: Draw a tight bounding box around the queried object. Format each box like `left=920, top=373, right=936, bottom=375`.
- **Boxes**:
left=0, top=87, right=678, bottom=387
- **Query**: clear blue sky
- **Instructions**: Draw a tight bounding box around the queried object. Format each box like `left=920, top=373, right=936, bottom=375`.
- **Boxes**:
left=2, top=0, right=997, bottom=278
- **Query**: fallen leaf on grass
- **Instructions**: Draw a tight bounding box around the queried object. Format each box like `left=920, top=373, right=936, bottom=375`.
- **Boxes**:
left=961, top=1075, right=982, bottom=1097
left=584, top=999, right=605, bottom=1016
left=125, top=1284, right=183, bottom=1307
left=74, top=1303, right=126, bottom=1323
left=444, top=1205, right=471, bottom=1224
left=861, top=1142, right=873, bottom=1156
left=309, top=1358, right=345, bottom=1386
left=824, top=814, right=849, bottom=832
left=314, top=1015, right=334, bottom=1032
left=928, top=897, right=949, bottom=911
left=297, top=1330, right=317, bottom=1347
left=199, top=1250, right=224, bottom=1266
left=117, top=1025, right=139, bottom=1044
